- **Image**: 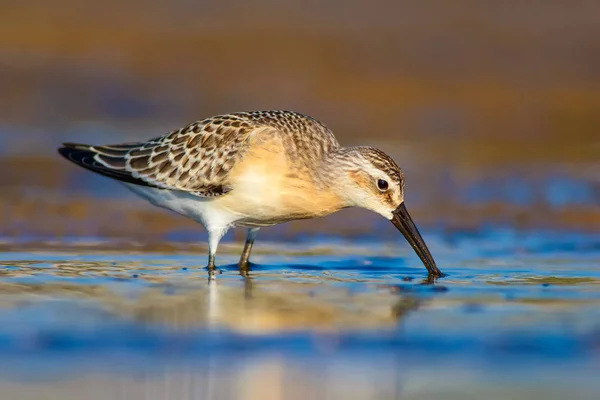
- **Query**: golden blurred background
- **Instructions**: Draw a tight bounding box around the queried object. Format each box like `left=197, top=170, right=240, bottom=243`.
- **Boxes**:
left=1, top=0, right=599, bottom=241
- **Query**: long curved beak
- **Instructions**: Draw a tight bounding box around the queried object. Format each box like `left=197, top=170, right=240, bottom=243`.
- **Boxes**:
left=391, top=203, right=442, bottom=277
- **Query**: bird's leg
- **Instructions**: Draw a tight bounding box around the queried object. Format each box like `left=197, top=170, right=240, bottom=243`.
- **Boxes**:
left=238, top=228, right=259, bottom=277
left=206, top=250, right=220, bottom=279
left=207, top=252, right=216, bottom=272
left=206, top=227, right=228, bottom=278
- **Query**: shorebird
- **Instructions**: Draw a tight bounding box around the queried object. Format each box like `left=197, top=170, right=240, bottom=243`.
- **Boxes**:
left=58, top=110, right=441, bottom=277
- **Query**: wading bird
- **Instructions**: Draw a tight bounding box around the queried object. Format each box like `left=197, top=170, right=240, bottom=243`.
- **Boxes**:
left=58, top=110, right=441, bottom=278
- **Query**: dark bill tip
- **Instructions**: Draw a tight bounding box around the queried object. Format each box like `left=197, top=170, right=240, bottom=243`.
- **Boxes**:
left=391, top=203, right=443, bottom=277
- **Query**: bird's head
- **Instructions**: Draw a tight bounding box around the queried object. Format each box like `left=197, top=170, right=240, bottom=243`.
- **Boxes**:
left=334, top=146, right=442, bottom=277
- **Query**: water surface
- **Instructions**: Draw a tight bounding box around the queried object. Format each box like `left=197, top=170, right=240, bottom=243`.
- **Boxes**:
left=0, top=229, right=599, bottom=399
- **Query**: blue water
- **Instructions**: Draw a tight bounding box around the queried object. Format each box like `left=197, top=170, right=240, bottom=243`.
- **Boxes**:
left=0, top=228, right=599, bottom=398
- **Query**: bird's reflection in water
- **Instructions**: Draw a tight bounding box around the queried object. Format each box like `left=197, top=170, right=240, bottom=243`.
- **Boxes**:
left=126, top=272, right=423, bottom=334
left=0, top=258, right=428, bottom=334
left=104, top=272, right=412, bottom=400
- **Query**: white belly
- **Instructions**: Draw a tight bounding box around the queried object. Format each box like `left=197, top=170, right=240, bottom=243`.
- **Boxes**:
left=123, top=183, right=240, bottom=231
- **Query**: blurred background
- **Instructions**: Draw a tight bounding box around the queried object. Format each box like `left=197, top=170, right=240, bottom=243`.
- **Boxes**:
left=1, top=1, right=600, bottom=399
left=2, top=0, right=599, bottom=242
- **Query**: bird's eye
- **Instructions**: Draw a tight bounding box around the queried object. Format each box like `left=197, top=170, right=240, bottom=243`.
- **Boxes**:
left=377, top=179, right=389, bottom=191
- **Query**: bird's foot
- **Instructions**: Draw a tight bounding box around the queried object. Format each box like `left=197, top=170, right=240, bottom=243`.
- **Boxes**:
left=238, top=261, right=258, bottom=278
left=238, top=261, right=258, bottom=270
left=204, top=265, right=223, bottom=276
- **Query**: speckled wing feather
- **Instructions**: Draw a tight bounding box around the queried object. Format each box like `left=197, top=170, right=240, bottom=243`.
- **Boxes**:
left=58, top=111, right=339, bottom=197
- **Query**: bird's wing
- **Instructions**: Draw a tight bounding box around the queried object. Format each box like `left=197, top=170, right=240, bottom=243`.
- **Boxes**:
left=58, top=111, right=338, bottom=198
left=58, top=116, right=258, bottom=197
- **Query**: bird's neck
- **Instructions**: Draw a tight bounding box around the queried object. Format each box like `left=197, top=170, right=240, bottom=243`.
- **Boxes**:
left=318, top=147, right=366, bottom=208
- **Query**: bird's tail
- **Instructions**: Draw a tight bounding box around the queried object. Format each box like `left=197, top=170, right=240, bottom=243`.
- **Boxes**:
left=57, top=142, right=153, bottom=186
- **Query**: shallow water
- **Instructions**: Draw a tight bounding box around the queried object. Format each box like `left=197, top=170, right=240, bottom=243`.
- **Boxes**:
left=0, top=229, right=599, bottom=399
